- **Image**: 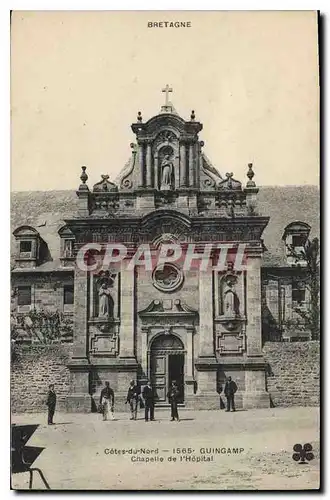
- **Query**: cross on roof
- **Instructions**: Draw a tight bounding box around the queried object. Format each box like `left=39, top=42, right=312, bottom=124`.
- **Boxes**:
left=162, top=84, right=173, bottom=106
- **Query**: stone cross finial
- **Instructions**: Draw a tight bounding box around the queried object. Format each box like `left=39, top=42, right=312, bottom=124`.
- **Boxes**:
left=162, top=84, right=173, bottom=106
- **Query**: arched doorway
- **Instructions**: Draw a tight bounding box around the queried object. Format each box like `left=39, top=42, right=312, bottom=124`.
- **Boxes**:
left=150, top=334, right=185, bottom=404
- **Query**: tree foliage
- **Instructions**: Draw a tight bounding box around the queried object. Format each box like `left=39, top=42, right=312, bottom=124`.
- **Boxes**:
left=11, top=308, right=74, bottom=345
left=286, top=237, right=320, bottom=340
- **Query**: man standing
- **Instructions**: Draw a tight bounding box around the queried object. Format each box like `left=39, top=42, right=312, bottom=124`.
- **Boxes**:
left=142, top=380, right=155, bottom=422
left=100, top=381, right=115, bottom=421
left=46, top=384, right=56, bottom=425
left=224, top=376, right=238, bottom=412
left=126, top=380, right=140, bottom=420
left=167, top=380, right=180, bottom=421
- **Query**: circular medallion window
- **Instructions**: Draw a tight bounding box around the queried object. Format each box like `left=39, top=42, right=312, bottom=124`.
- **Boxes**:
left=152, top=263, right=183, bottom=292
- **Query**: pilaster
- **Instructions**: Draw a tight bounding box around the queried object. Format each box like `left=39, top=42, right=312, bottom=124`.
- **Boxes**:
left=188, top=143, right=195, bottom=187
left=72, top=267, right=89, bottom=359
left=198, top=269, right=215, bottom=359
left=246, top=254, right=263, bottom=356
left=66, top=266, right=91, bottom=412
left=138, top=142, right=145, bottom=187
left=180, top=142, right=187, bottom=187
left=119, top=264, right=136, bottom=359
left=146, top=142, right=152, bottom=187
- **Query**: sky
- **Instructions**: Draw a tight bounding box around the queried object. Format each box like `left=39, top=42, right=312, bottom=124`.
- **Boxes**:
left=11, top=10, right=319, bottom=191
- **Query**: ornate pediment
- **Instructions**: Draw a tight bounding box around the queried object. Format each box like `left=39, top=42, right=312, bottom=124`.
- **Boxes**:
left=139, top=299, right=198, bottom=318
left=93, top=175, right=118, bottom=193
left=140, top=210, right=191, bottom=232
left=218, top=173, right=242, bottom=191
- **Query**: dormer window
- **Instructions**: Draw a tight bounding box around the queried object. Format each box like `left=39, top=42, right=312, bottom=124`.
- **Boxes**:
left=58, top=225, right=75, bottom=266
left=13, top=226, right=40, bottom=268
left=19, top=240, right=32, bottom=257
left=63, top=239, right=73, bottom=258
left=292, top=284, right=306, bottom=305
left=282, top=221, right=311, bottom=267
left=291, top=235, right=306, bottom=248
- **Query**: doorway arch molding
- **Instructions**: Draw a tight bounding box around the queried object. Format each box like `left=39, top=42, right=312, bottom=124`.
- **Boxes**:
left=148, top=329, right=186, bottom=352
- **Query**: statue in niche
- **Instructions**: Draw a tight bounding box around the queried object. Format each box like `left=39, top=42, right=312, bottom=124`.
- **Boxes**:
left=96, top=271, right=115, bottom=318
left=98, top=283, right=113, bottom=317
left=160, top=154, right=174, bottom=190
left=222, top=275, right=240, bottom=318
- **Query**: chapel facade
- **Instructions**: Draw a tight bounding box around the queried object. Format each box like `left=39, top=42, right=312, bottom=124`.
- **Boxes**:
left=55, top=91, right=272, bottom=411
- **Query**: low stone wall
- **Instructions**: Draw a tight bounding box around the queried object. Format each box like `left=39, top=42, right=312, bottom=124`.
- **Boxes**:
left=11, top=341, right=320, bottom=413
left=263, top=341, right=320, bottom=407
left=11, top=344, right=72, bottom=413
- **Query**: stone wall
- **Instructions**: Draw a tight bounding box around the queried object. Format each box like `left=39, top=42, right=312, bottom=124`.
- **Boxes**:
left=11, top=344, right=72, bottom=413
left=263, top=341, right=319, bottom=407
left=11, top=341, right=320, bottom=413
left=11, top=273, right=74, bottom=313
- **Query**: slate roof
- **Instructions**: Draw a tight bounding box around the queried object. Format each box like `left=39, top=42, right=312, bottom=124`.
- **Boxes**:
left=11, top=186, right=319, bottom=269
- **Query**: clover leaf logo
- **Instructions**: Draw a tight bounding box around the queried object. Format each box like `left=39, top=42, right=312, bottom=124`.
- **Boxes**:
left=292, top=443, right=314, bottom=464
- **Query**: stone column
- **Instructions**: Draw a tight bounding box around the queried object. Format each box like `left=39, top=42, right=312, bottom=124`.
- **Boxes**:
left=189, top=143, right=195, bottom=187
left=180, top=143, right=187, bottom=187
left=197, top=141, right=204, bottom=188
left=198, top=269, right=214, bottom=357
left=246, top=256, right=263, bottom=356
left=146, top=142, right=152, bottom=187
left=154, top=155, right=159, bottom=190
left=139, top=143, right=145, bottom=187
left=119, top=265, right=135, bottom=358
left=66, top=266, right=91, bottom=412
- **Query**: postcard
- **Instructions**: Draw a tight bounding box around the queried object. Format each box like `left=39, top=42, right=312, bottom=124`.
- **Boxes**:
left=10, top=10, right=320, bottom=490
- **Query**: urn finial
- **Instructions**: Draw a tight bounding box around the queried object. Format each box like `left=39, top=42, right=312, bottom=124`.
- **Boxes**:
left=137, top=111, right=142, bottom=122
left=246, top=163, right=256, bottom=187
left=79, top=166, right=89, bottom=190
left=190, top=109, right=195, bottom=121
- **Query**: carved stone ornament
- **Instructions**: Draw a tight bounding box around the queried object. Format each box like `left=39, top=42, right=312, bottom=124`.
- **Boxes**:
left=93, top=174, right=118, bottom=193
left=218, top=172, right=242, bottom=191
left=216, top=331, right=245, bottom=354
left=155, top=130, right=177, bottom=145
left=152, top=263, right=183, bottom=292
left=95, top=271, right=117, bottom=319
left=89, top=327, right=119, bottom=356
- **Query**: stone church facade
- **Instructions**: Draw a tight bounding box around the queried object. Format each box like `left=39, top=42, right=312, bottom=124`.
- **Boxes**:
left=11, top=95, right=319, bottom=412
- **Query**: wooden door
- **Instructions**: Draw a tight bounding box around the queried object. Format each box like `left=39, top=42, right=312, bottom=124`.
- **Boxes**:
left=150, top=354, right=167, bottom=403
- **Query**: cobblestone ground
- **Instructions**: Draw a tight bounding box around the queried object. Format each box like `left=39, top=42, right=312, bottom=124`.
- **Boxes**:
left=11, top=406, right=320, bottom=491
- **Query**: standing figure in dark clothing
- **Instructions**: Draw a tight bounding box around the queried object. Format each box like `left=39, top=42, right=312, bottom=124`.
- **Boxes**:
left=126, top=380, right=140, bottom=420
left=46, top=384, right=56, bottom=425
left=167, top=380, right=180, bottom=421
left=142, top=380, right=155, bottom=422
left=224, top=376, right=237, bottom=412
left=100, top=381, right=115, bottom=421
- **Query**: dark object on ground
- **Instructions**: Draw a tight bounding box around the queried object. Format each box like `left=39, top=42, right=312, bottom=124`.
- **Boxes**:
left=11, top=424, right=50, bottom=489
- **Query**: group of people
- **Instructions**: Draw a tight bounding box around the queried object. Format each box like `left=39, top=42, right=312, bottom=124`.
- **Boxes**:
left=98, top=379, right=181, bottom=422
left=45, top=376, right=238, bottom=425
